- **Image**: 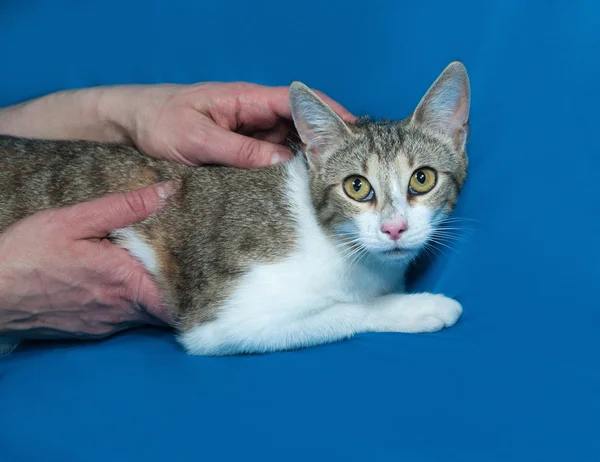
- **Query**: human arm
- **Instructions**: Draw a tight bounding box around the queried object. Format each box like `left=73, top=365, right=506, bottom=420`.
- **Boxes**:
left=0, top=82, right=356, bottom=168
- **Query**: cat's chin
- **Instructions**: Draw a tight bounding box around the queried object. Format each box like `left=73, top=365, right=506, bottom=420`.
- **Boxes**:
left=373, top=247, right=418, bottom=263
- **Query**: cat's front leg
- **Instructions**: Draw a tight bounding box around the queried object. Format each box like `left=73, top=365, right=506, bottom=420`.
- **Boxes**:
left=179, top=293, right=462, bottom=356
left=364, top=293, right=463, bottom=333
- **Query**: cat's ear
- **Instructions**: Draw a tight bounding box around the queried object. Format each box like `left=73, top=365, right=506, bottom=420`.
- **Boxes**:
left=410, top=61, right=471, bottom=150
left=289, top=82, right=353, bottom=164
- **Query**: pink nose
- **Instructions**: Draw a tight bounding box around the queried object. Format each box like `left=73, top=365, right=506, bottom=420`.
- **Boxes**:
left=381, top=220, right=408, bottom=241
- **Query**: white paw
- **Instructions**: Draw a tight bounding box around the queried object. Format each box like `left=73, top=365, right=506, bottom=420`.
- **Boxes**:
left=378, top=293, right=463, bottom=333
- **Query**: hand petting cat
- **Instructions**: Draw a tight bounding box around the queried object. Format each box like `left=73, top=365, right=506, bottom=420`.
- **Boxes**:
left=110, top=82, right=356, bottom=168
left=0, top=82, right=355, bottom=168
left=0, top=182, right=174, bottom=345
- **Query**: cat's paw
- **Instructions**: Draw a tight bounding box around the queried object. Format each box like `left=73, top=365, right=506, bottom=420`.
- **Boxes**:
left=377, top=293, right=463, bottom=333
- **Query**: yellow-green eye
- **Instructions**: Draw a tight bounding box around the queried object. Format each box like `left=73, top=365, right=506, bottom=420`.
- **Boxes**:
left=343, top=175, right=374, bottom=202
left=409, top=168, right=437, bottom=195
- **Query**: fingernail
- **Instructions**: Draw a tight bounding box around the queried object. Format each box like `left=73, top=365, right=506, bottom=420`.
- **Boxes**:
left=156, top=181, right=175, bottom=200
left=270, top=151, right=293, bottom=165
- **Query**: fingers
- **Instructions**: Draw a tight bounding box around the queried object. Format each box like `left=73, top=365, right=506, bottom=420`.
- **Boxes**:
left=231, top=83, right=357, bottom=126
left=197, top=124, right=294, bottom=168
left=126, top=268, right=170, bottom=325
left=64, top=181, right=175, bottom=238
left=250, top=120, right=292, bottom=145
left=105, top=245, right=171, bottom=326
left=193, top=83, right=354, bottom=169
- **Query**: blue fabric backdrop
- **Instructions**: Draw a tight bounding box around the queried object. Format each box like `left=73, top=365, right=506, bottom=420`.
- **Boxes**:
left=1, top=1, right=598, bottom=460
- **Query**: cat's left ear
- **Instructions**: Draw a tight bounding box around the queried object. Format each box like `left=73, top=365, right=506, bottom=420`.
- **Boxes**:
left=289, top=82, right=353, bottom=165
left=410, top=61, right=471, bottom=150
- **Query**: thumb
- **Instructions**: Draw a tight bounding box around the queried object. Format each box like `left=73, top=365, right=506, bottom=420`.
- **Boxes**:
left=200, top=125, right=294, bottom=169
left=65, top=181, right=175, bottom=238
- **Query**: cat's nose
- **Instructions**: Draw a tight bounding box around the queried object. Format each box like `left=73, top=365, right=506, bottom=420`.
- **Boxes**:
left=381, top=220, right=408, bottom=241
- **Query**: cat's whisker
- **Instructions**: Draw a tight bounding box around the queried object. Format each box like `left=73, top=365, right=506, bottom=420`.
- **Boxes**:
left=419, top=242, right=440, bottom=260
left=338, top=252, right=363, bottom=283
left=433, top=226, right=467, bottom=232
left=337, top=238, right=368, bottom=273
left=328, top=233, right=362, bottom=244
left=421, top=242, right=439, bottom=259
left=433, top=232, right=467, bottom=239
left=427, top=238, right=459, bottom=254
left=328, top=238, right=362, bottom=252
left=333, top=242, right=360, bottom=253
left=431, top=232, right=466, bottom=243
left=336, top=237, right=363, bottom=251
left=431, top=231, right=464, bottom=240
left=339, top=248, right=363, bottom=264
left=433, top=220, right=479, bottom=231
left=434, top=226, right=468, bottom=231
left=345, top=245, right=369, bottom=281
left=432, top=231, right=463, bottom=236
left=434, top=217, right=477, bottom=223
left=436, top=216, right=479, bottom=223
left=422, top=241, right=451, bottom=260
left=333, top=236, right=362, bottom=245
left=424, top=243, right=438, bottom=259
left=432, top=227, right=467, bottom=236
left=338, top=242, right=365, bottom=264
left=432, top=227, right=464, bottom=233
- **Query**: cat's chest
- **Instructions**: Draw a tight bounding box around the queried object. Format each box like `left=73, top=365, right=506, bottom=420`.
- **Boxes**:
left=227, top=238, right=402, bottom=316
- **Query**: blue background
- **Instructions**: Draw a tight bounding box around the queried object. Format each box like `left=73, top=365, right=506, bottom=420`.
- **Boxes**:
left=1, top=1, right=599, bottom=460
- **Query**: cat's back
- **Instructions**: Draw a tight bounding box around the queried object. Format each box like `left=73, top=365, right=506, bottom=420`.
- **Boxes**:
left=0, top=135, right=186, bottom=231
left=0, top=134, right=302, bottom=252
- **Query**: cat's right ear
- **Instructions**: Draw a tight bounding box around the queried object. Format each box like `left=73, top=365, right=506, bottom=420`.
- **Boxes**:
left=289, top=82, right=353, bottom=165
left=410, top=61, right=471, bottom=151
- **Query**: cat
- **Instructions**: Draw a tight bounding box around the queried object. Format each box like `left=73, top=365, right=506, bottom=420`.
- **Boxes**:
left=0, top=61, right=470, bottom=356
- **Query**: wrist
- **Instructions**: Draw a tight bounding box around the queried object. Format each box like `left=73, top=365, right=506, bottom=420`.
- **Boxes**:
left=97, top=84, right=172, bottom=154
left=95, top=85, right=144, bottom=146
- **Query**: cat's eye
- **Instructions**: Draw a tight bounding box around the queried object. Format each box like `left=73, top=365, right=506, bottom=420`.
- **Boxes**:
left=409, top=168, right=437, bottom=195
left=343, top=175, right=374, bottom=202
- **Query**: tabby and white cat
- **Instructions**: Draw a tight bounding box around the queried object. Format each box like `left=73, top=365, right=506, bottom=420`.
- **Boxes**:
left=0, top=61, right=470, bottom=356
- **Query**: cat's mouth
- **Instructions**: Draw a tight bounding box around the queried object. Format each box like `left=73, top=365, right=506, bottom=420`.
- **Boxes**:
left=381, top=247, right=413, bottom=258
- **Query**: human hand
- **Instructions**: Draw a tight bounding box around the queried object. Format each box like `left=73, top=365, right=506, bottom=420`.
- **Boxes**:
left=0, top=81, right=355, bottom=168
left=0, top=182, right=173, bottom=340
left=101, top=82, right=357, bottom=168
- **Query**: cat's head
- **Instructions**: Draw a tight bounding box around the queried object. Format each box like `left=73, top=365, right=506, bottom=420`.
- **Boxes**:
left=289, top=61, right=470, bottom=263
